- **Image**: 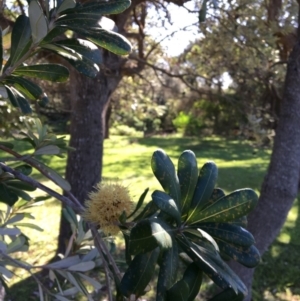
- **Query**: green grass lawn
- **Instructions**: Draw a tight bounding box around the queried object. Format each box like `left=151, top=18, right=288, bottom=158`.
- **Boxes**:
left=2, top=135, right=300, bottom=301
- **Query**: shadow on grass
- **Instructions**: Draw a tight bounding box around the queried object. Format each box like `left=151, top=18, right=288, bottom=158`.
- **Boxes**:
left=253, top=198, right=300, bottom=301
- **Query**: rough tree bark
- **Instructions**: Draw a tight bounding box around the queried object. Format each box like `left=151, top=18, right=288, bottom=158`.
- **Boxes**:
left=230, top=11, right=300, bottom=300
left=58, top=50, right=123, bottom=254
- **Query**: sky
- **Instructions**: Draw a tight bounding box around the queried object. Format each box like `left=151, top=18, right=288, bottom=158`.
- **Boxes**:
left=146, top=2, right=201, bottom=57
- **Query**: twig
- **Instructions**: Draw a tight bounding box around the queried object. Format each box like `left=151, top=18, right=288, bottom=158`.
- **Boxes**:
left=0, top=162, right=81, bottom=213
left=91, top=226, right=114, bottom=301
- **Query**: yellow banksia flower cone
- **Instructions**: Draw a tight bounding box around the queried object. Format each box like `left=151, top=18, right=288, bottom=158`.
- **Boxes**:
left=83, top=182, right=132, bottom=236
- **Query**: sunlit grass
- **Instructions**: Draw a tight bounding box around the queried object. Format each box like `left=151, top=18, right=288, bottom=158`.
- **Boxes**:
left=2, top=134, right=300, bottom=301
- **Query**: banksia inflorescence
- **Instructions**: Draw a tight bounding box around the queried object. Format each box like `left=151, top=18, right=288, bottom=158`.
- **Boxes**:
left=83, top=182, right=132, bottom=235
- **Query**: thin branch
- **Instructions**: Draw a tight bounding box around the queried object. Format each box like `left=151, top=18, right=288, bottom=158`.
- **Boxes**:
left=91, top=227, right=114, bottom=301
left=0, top=162, right=81, bottom=212
left=0, top=145, right=77, bottom=199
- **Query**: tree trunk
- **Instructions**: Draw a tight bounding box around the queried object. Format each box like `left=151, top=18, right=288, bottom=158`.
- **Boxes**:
left=230, top=40, right=300, bottom=300
left=57, top=51, right=122, bottom=254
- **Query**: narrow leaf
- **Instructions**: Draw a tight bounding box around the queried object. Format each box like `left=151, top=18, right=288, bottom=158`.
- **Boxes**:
left=187, top=161, right=218, bottom=223
left=120, top=248, right=160, bottom=297
left=68, top=261, right=95, bottom=272
left=34, top=145, right=60, bottom=155
left=157, top=241, right=179, bottom=301
left=6, top=15, right=32, bottom=67
left=13, top=223, right=44, bottom=232
left=129, top=218, right=173, bottom=255
left=29, top=0, right=48, bottom=43
left=198, top=223, right=255, bottom=247
left=31, top=158, right=71, bottom=191
left=177, top=150, right=198, bottom=218
left=152, top=190, right=181, bottom=225
left=187, top=189, right=258, bottom=225
left=182, top=263, right=203, bottom=301
left=166, top=280, right=189, bottom=301
left=56, top=0, right=76, bottom=14
left=128, top=187, right=149, bottom=218
left=13, top=64, right=69, bottom=82
left=151, top=149, right=181, bottom=210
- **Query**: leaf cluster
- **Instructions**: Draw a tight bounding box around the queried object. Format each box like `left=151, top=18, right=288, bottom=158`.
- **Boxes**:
left=0, top=0, right=132, bottom=115
left=119, top=149, right=260, bottom=301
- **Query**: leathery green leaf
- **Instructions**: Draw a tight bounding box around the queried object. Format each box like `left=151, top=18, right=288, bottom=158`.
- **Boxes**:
left=29, top=0, right=48, bottom=43
left=177, top=235, right=247, bottom=296
left=7, top=15, right=31, bottom=67
left=182, top=263, right=203, bottom=301
left=4, top=76, right=43, bottom=100
left=120, top=248, right=160, bottom=298
left=13, top=64, right=69, bottom=82
left=177, top=150, right=198, bottom=217
left=151, top=149, right=181, bottom=210
left=208, top=287, right=245, bottom=301
left=187, top=189, right=258, bottom=225
left=152, top=190, right=181, bottom=225
left=216, top=240, right=260, bottom=268
left=187, top=161, right=218, bottom=223
left=86, top=29, right=132, bottom=56
left=55, top=39, right=102, bottom=64
left=166, top=279, right=189, bottom=301
left=198, top=222, right=255, bottom=247
left=157, top=241, right=179, bottom=301
left=129, top=218, right=173, bottom=255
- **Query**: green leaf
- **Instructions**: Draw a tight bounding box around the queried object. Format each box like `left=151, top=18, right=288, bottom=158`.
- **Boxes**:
left=133, top=200, right=158, bottom=222
left=32, top=158, right=71, bottom=191
left=156, top=241, right=179, bottom=301
left=0, top=141, right=14, bottom=149
left=182, top=263, right=203, bottom=301
left=228, top=216, right=248, bottom=228
left=34, top=145, right=60, bottom=155
left=5, top=186, right=32, bottom=201
left=166, top=280, right=189, bottom=301
left=187, top=161, right=218, bottom=224
left=128, top=188, right=149, bottom=219
left=6, top=15, right=32, bottom=68
left=5, top=76, right=43, bottom=100
left=151, top=149, right=181, bottom=210
left=177, top=235, right=247, bottom=296
left=13, top=223, right=44, bottom=232
left=0, top=265, right=13, bottom=279
left=129, top=218, right=173, bottom=255
left=41, top=26, right=67, bottom=44
left=15, top=164, right=32, bottom=176
left=56, top=39, right=102, bottom=64
left=152, top=190, right=181, bottom=225
left=187, top=189, right=258, bottom=225
left=55, top=13, right=103, bottom=28
left=5, top=86, right=19, bottom=107
left=183, top=228, right=219, bottom=252
left=207, top=288, right=245, bottom=301
left=45, top=44, right=99, bottom=78
left=63, top=0, right=131, bottom=15
left=13, top=64, right=69, bottom=82
left=5, top=86, right=32, bottom=114
left=177, top=150, right=198, bottom=218
left=56, top=0, right=76, bottom=14
left=78, top=273, right=102, bottom=291
left=205, top=188, right=226, bottom=208
left=198, top=223, right=255, bottom=247
left=0, top=228, right=21, bottom=236
left=29, top=0, right=48, bottom=43
left=45, top=255, right=81, bottom=269
left=68, top=261, right=95, bottom=272
left=7, top=235, right=26, bottom=253
left=68, top=27, right=132, bottom=55
left=120, top=248, right=160, bottom=298
left=0, top=183, right=18, bottom=206
left=216, top=240, right=260, bottom=268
